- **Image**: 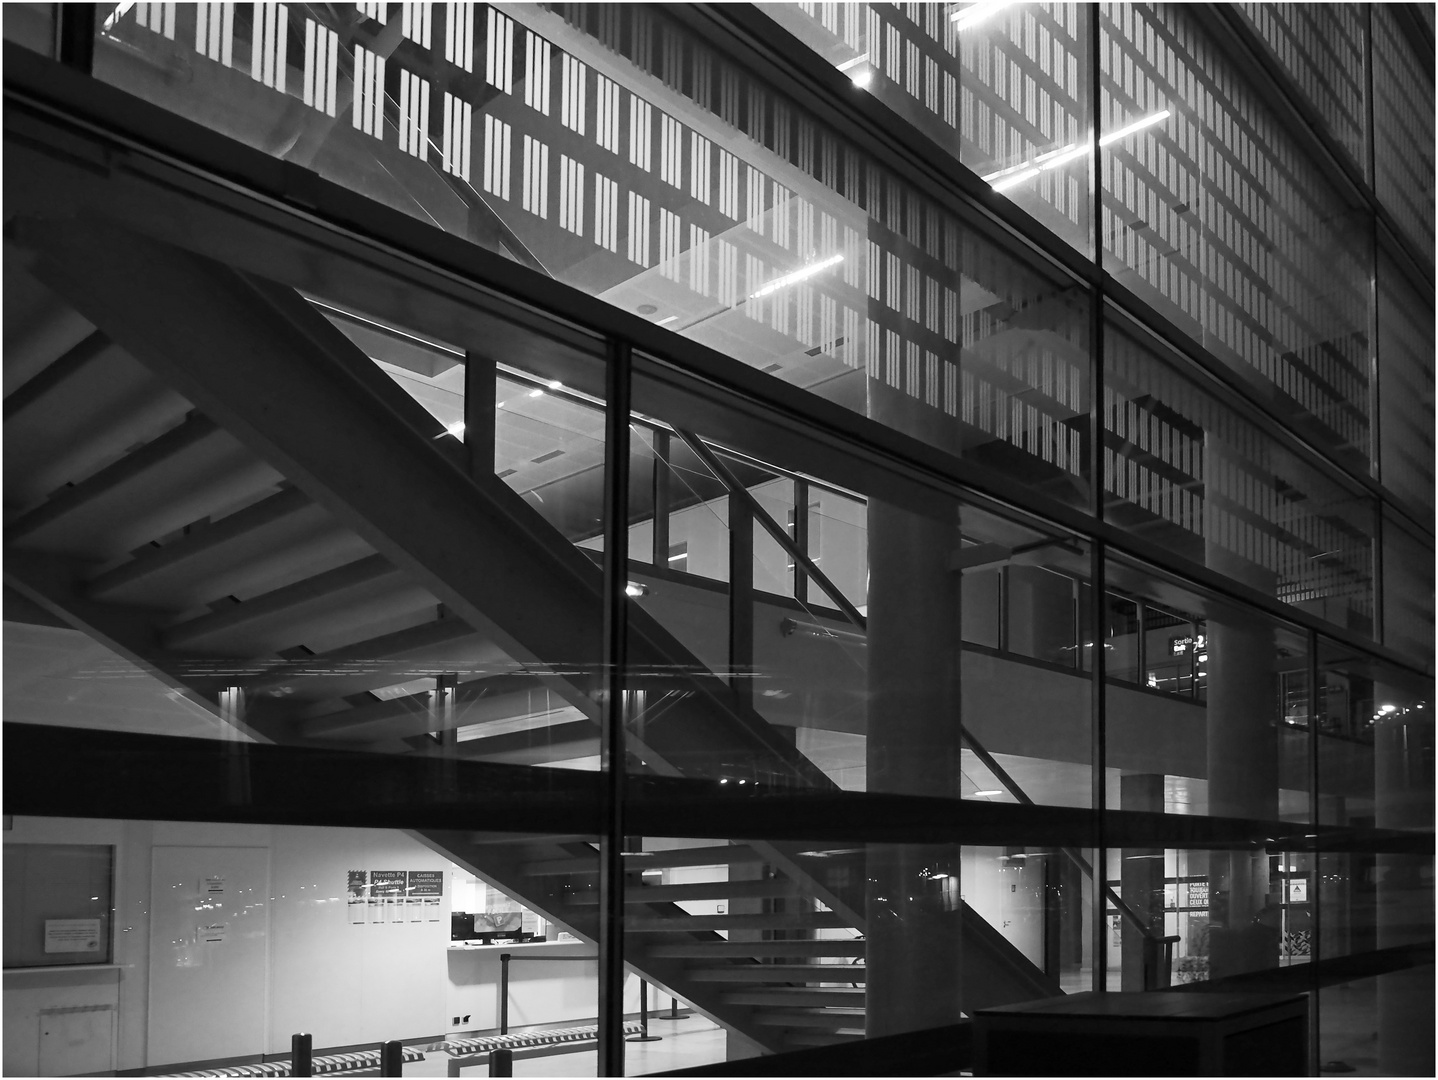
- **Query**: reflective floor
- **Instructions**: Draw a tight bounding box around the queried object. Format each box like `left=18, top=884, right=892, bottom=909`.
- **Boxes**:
left=403, top=1015, right=727, bottom=1076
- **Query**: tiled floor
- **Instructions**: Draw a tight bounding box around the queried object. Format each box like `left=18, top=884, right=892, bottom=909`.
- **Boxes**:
left=402, top=1016, right=729, bottom=1077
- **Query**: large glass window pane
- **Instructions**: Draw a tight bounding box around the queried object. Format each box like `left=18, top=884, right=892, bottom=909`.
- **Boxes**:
left=619, top=831, right=1089, bottom=1057
left=93, top=1, right=1092, bottom=512
left=1376, top=246, right=1436, bottom=520
left=1373, top=5, right=1437, bottom=261
left=2, top=816, right=602, bottom=1076
left=1105, top=313, right=1377, bottom=637
left=3, top=225, right=614, bottom=777
left=762, top=2, right=1094, bottom=258
left=1314, top=646, right=1433, bottom=1076
left=1236, top=3, right=1368, bottom=177
left=1100, top=3, right=1374, bottom=474
left=628, top=354, right=1093, bottom=805
left=1382, top=515, right=1436, bottom=669
left=2, top=3, right=54, bottom=56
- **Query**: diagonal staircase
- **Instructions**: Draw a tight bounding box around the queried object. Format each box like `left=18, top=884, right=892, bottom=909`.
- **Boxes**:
left=4, top=224, right=1059, bottom=1053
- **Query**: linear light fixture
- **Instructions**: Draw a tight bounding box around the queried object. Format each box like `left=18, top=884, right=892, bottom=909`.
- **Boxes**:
left=951, top=1, right=1014, bottom=30
left=982, top=110, right=1171, bottom=190
left=836, top=53, right=869, bottom=72
left=750, top=254, right=844, bottom=299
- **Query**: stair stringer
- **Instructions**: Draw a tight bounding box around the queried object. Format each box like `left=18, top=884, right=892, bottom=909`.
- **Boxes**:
left=412, top=830, right=786, bottom=1053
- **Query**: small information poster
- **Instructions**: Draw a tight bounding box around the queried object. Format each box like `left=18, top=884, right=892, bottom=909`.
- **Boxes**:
left=44, top=918, right=102, bottom=954
left=1187, top=881, right=1209, bottom=909
left=1288, top=879, right=1308, bottom=903
left=198, top=922, right=229, bottom=944
left=370, top=871, right=407, bottom=925
left=409, top=871, right=444, bottom=922
left=347, top=871, right=368, bottom=924
left=203, top=875, right=227, bottom=897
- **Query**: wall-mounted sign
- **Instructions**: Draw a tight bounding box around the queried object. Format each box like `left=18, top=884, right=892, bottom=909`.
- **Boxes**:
left=44, top=919, right=102, bottom=954
left=1288, top=879, right=1308, bottom=903
left=198, top=922, right=229, bottom=944
left=1187, top=881, right=1209, bottom=909
left=1170, top=634, right=1207, bottom=656
left=202, top=875, right=226, bottom=896
left=346, top=869, right=444, bottom=923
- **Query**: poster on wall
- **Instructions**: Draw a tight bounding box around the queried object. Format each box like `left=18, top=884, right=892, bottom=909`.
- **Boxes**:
left=370, top=870, right=407, bottom=924
left=44, top=918, right=102, bottom=954
left=347, top=871, right=368, bottom=924
left=197, top=922, right=229, bottom=944
left=409, top=871, right=444, bottom=922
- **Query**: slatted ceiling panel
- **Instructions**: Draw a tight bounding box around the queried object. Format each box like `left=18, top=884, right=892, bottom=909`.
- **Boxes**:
left=1373, top=5, right=1437, bottom=256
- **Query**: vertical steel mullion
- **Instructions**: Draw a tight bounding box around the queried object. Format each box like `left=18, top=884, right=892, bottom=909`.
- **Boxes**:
left=464, top=351, right=497, bottom=480
left=652, top=429, right=671, bottom=569
left=792, top=478, right=810, bottom=603
left=1088, top=0, right=1108, bottom=996
left=598, top=338, right=632, bottom=1078
left=55, top=3, right=96, bottom=72
left=1307, top=627, right=1321, bottom=1077
left=729, top=494, right=755, bottom=714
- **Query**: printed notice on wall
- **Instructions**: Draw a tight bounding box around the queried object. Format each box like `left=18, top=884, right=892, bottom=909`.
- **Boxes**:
left=409, top=870, right=444, bottom=922
left=198, top=922, right=229, bottom=944
left=44, top=918, right=102, bottom=954
left=348, top=871, right=368, bottom=924
left=202, top=875, right=226, bottom=897
left=370, top=870, right=407, bottom=925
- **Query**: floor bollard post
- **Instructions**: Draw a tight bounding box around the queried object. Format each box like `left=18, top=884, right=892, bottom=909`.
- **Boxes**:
left=626, top=979, right=663, bottom=1042
left=292, top=1033, right=313, bottom=1077
left=657, top=995, right=692, bottom=1020
left=489, top=1047, right=514, bottom=1077
left=379, top=1039, right=404, bottom=1076
left=499, top=953, right=511, bottom=1035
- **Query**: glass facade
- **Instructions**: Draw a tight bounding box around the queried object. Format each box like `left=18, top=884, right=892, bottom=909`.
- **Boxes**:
left=2, top=2, right=1432, bottom=1076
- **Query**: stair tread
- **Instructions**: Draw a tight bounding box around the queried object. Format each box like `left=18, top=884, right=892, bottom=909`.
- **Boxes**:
left=687, top=964, right=864, bottom=982
left=752, top=1008, right=868, bottom=1028
left=646, top=940, right=865, bottom=958
left=626, top=913, right=851, bottom=931
left=525, top=846, right=759, bottom=876
left=568, top=880, right=798, bottom=904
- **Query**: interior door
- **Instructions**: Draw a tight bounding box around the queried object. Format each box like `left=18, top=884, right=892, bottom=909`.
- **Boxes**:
left=147, top=846, right=269, bottom=1067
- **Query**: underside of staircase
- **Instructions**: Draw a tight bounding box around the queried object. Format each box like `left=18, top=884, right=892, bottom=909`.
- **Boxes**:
left=4, top=220, right=1059, bottom=1053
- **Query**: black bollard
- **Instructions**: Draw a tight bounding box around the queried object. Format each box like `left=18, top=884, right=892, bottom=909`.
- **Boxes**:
left=379, top=1039, right=404, bottom=1076
left=292, top=1032, right=313, bottom=1077
left=489, top=1047, right=514, bottom=1077
left=499, top=953, right=512, bottom=1034
left=626, top=979, right=663, bottom=1042
left=657, top=995, right=692, bottom=1021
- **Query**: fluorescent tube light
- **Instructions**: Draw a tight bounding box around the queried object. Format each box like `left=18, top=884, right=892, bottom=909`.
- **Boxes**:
left=836, top=53, right=869, bottom=72
left=951, top=1, right=1014, bottom=30
left=1099, top=109, right=1171, bottom=145
left=750, top=254, right=844, bottom=299
left=989, top=167, right=1040, bottom=192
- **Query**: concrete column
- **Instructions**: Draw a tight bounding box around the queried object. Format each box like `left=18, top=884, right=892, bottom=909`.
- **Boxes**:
left=1119, top=774, right=1165, bottom=990
left=1202, top=437, right=1279, bottom=979
left=1374, top=708, right=1435, bottom=1076
left=864, top=494, right=964, bottom=1035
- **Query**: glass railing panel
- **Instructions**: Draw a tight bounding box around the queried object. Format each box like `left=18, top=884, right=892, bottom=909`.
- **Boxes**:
left=760, top=2, right=1094, bottom=260
left=91, top=1, right=1094, bottom=514
left=1100, top=3, right=1375, bottom=476
left=1105, top=312, right=1377, bottom=638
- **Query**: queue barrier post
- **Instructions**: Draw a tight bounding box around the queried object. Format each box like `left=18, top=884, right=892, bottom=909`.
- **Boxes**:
left=379, top=1039, right=404, bottom=1076
left=489, top=1047, right=514, bottom=1077
left=291, top=1033, right=312, bottom=1077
